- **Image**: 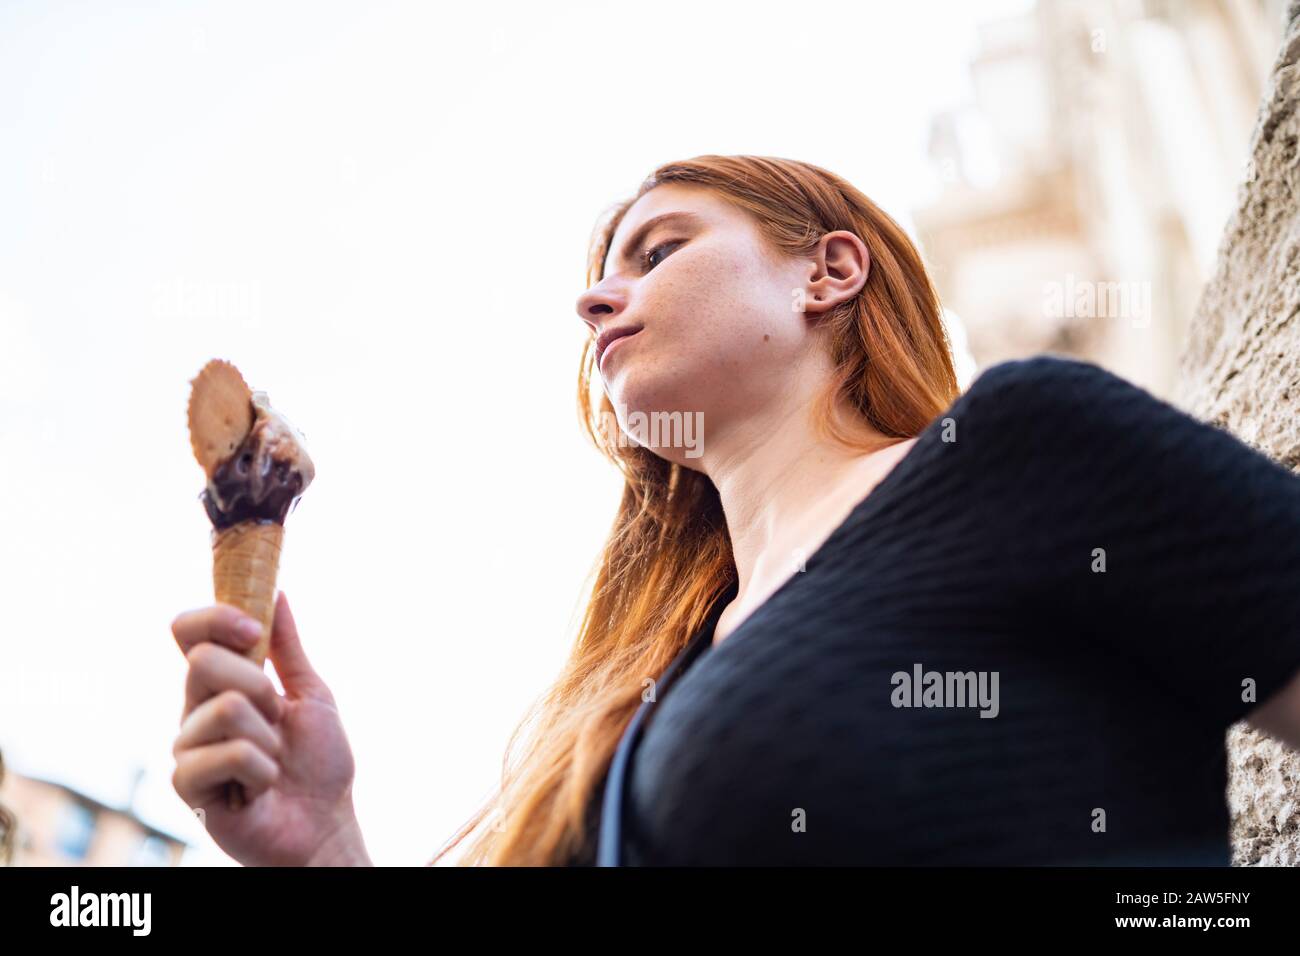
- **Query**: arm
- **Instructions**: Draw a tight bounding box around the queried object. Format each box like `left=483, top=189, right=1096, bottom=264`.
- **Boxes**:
left=1244, top=667, right=1300, bottom=749
left=305, top=814, right=373, bottom=866
left=968, top=355, right=1300, bottom=732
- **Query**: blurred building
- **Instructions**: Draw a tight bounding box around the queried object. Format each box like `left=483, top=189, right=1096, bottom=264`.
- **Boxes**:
left=1, top=768, right=187, bottom=866
left=913, top=0, right=1289, bottom=397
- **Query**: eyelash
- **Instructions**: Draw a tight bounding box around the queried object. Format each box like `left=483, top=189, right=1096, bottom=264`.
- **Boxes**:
left=639, top=239, right=680, bottom=272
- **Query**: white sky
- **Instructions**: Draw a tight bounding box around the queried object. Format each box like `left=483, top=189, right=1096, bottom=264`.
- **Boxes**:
left=0, top=0, right=1028, bottom=865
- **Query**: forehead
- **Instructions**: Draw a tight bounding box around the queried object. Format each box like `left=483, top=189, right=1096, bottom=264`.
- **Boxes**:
left=607, top=184, right=729, bottom=258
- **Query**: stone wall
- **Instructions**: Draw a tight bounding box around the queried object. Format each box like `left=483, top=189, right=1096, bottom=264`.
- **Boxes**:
left=1178, top=0, right=1300, bottom=866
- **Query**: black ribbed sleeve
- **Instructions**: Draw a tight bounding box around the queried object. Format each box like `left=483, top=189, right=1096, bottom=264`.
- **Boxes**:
left=964, top=355, right=1300, bottom=732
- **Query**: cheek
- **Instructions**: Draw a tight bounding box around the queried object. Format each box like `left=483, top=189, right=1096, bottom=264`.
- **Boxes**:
left=645, top=246, right=784, bottom=348
left=606, top=241, right=806, bottom=411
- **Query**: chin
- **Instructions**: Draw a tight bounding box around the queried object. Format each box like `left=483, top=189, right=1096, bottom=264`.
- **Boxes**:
left=604, top=377, right=709, bottom=467
left=606, top=378, right=684, bottom=427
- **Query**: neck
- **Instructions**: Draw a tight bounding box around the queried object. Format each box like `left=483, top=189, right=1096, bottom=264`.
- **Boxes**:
left=698, top=384, right=899, bottom=603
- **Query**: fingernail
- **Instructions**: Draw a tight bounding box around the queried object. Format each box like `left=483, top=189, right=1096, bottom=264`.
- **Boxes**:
left=236, top=618, right=263, bottom=642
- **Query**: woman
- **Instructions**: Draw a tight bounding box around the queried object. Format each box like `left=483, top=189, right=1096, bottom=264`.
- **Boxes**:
left=170, top=155, right=1300, bottom=866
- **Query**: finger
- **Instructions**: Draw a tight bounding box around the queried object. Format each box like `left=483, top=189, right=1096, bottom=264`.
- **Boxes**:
left=172, top=604, right=264, bottom=657
left=175, top=689, right=284, bottom=759
left=183, top=642, right=285, bottom=725
left=269, top=592, right=329, bottom=701
left=172, top=739, right=279, bottom=807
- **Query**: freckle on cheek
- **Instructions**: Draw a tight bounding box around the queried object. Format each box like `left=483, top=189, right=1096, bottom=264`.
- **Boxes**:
left=763, top=334, right=770, bottom=342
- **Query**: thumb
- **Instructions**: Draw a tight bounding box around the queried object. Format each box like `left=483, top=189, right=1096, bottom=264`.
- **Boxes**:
left=269, top=591, right=329, bottom=700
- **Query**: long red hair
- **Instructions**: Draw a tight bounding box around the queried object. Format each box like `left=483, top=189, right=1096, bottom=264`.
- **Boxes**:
left=431, top=155, right=960, bottom=865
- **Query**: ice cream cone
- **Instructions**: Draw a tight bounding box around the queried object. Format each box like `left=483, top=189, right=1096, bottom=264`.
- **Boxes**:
left=211, top=519, right=284, bottom=811
left=212, top=520, right=284, bottom=667
left=188, top=359, right=312, bottom=813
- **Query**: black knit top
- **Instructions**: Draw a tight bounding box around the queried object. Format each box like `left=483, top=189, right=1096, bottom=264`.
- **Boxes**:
left=587, top=354, right=1300, bottom=866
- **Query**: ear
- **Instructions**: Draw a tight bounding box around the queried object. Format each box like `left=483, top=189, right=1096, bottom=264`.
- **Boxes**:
left=801, top=230, right=870, bottom=316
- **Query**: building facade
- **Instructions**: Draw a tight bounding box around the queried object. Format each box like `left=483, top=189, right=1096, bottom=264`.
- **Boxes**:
left=0, top=770, right=186, bottom=867
left=913, top=0, right=1288, bottom=397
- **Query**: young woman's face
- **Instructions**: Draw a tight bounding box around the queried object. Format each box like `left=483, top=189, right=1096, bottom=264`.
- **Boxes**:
left=576, top=183, right=819, bottom=465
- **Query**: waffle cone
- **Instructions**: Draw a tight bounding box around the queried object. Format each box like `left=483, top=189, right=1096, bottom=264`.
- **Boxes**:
left=212, top=520, right=284, bottom=668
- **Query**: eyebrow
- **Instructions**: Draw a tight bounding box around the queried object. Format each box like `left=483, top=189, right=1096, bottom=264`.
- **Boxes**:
left=607, top=211, right=705, bottom=274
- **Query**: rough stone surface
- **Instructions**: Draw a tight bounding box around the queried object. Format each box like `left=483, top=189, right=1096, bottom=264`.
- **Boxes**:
left=1179, top=0, right=1300, bottom=867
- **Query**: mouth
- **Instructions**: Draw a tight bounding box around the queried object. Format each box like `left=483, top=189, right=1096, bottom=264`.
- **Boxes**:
left=596, top=325, right=643, bottom=372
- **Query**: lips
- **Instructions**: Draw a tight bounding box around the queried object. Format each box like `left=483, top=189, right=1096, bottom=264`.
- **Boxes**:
left=596, top=325, right=643, bottom=370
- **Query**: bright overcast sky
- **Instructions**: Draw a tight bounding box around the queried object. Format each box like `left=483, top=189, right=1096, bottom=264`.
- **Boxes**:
left=0, top=0, right=1027, bottom=865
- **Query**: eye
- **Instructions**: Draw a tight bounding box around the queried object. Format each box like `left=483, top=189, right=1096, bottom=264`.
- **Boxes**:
left=640, top=239, right=680, bottom=273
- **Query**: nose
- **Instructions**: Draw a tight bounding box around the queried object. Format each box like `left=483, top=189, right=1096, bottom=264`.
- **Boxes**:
left=575, top=282, right=628, bottom=336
